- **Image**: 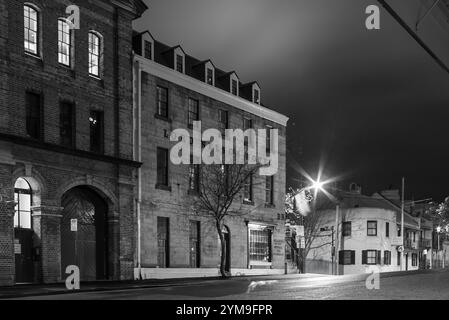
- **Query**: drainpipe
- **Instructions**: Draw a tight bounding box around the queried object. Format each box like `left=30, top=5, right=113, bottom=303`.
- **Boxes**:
left=133, top=59, right=143, bottom=279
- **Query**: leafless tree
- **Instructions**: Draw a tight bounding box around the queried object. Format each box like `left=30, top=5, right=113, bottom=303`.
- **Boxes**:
left=285, top=190, right=333, bottom=272
left=190, top=163, right=261, bottom=278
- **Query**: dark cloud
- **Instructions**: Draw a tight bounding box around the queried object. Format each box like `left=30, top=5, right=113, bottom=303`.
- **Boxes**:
left=135, top=0, right=449, bottom=201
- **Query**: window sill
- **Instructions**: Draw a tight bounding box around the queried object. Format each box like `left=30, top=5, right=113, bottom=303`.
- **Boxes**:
left=265, top=203, right=275, bottom=209
left=89, top=75, right=105, bottom=87
left=155, top=114, right=172, bottom=123
left=156, top=184, right=171, bottom=192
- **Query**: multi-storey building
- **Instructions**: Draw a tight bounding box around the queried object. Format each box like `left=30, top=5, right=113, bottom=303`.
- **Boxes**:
left=0, top=0, right=147, bottom=285
left=306, top=186, right=421, bottom=275
left=132, top=31, right=289, bottom=279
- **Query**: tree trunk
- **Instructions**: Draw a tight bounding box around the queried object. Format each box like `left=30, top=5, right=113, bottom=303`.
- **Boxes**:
left=216, top=220, right=228, bottom=278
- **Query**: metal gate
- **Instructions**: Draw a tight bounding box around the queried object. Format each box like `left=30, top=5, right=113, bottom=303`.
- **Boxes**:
left=61, top=187, right=107, bottom=281
left=14, top=229, right=34, bottom=283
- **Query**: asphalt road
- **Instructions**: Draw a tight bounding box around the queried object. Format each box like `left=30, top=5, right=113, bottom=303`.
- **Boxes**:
left=12, top=270, right=449, bottom=300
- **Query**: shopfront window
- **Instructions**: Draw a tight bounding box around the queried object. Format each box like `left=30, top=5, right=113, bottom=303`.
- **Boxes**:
left=249, top=225, right=272, bottom=263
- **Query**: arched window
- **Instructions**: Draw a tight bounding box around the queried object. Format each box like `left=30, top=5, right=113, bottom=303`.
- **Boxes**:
left=58, top=19, right=72, bottom=66
left=24, top=4, right=39, bottom=55
left=88, top=31, right=103, bottom=77
left=14, top=178, right=32, bottom=229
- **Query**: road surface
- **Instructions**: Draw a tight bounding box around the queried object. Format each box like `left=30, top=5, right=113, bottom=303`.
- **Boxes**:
left=11, top=270, right=449, bottom=300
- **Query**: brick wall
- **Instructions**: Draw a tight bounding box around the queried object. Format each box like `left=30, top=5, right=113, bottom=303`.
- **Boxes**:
left=0, top=0, right=141, bottom=284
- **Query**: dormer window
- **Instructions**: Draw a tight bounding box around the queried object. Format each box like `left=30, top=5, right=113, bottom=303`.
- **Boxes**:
left=176, top=54, right=184, bottom=73
left=144, top=41, right=152, bottom=60
left=232, top=79, right=238, bottom=96
left=206, top=68, right=214, bottom=85
left=230, top=73, right=239, bottom=96
left=254, top=89, right=260, bottom=104
left=141, top=32, right=155, bottom=60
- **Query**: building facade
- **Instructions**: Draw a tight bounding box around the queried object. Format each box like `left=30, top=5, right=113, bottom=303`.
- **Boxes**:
left=306, top=187, right=421, bottom=275
left=132, top=31, right=289, bottom=279
left=0, top=0, right=146, bottom=285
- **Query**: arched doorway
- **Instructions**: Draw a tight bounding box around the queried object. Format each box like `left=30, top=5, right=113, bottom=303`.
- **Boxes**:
left=13, top=178, right=35, bottom=283
left=60, top=186, right=108, bottom=281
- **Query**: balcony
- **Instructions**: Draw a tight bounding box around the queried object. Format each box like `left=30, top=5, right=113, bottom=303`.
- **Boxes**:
left=404, top=239, right=418, bottom=250
left=419, top=239, right=431, bottom=249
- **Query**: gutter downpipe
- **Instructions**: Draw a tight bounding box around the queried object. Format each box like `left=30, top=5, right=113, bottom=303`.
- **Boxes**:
left=133, top=58, right=143, bottom=279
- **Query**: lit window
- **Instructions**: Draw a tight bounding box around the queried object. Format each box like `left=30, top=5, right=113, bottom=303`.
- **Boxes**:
left=58, top=19, right=72, bottom=66
left=14, top=178, right=32, bottom=229
left=24, top=5, right=39, bottom=55
left=254, top=89, right=260, bottom=104
left=89, top=32, right=102, bottom=77
left=249, top=227, right=272, bottom=262
left=206, top=68, right=214, bottom=85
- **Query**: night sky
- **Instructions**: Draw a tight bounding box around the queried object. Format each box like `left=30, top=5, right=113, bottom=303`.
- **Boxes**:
left=134, top=0, right=449, bottom=201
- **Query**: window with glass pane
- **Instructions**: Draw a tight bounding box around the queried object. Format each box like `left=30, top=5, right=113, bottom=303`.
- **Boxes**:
left=144, top=40, right=152, bottom=60
left=367, top=221, right=377, bottom=236
left=89, top=32, right=101, bottom=76
left=176, top=54, right=184, bottom=73
left=243, top=174, right=253, bottom=202
left=249, top=228, right=272, bottom=262
left=366, top=250, right=377, bottom=264
left=58, top=19, right=72, bottom=66
left=89, top=111, right=104, bottom=154
left=218, top=110, right=228, bottom=132
left=342, top=221, right=351, bottom=237
left=231, top=79, right=238, bottom=95
left=265, top=176, right=274, bottom=205
left=189, top=164, right=200, bottom=192
left=206, top=68, right=214, bottom=85
left=60, top=102, right=74, bottom=148
left=26, top=92, right=41, bottom=140
left=24, top=5, right=38, bottom=55
left=266, top=125, right=272, bottom=154
left=14, top=178, right=32, bottom=229
left=157, top=147, right=169, bottom=186
left=157, top=86, right=168, bottom=118
left=189, top=221, right=200, bottom=268
left=254, top=89, right=260, bottom=104
left=188, top=98, right=199, bottom=128
left=384, top=251, right=391, bottom=265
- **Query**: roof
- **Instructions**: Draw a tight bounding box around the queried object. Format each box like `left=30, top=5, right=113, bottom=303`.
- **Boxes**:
left=318, top=190, right=419, bottom=229
left=111, top=0, right=148, bottom=18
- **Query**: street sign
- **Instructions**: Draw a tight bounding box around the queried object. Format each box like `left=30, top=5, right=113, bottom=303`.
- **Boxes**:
left=397, top=246, right=404, bottom=253
left=70, top=219, right=78, bottom=232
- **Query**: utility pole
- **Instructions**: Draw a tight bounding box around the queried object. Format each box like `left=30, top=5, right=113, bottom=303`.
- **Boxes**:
left=401, top=177, right=405, bottom=271
left=331, top=226, right=335, bottom=275
left=335, top=204, right=340, bottom=275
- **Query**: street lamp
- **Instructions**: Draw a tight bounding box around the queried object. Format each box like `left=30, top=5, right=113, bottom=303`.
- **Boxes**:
left=437, top=226, right=442, bottom=269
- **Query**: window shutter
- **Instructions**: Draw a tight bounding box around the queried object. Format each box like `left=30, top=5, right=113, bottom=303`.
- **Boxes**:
left=377, top=250, right=382, bottom=265
left=362, top=250, right=367, bottom=264
left=339, top=251, right=344, bottom=265
left=351, top=251, right=356, bottom=265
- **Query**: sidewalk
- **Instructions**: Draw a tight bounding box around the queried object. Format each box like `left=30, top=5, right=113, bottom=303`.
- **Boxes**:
left=0, top=269, right=446, bottom=299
